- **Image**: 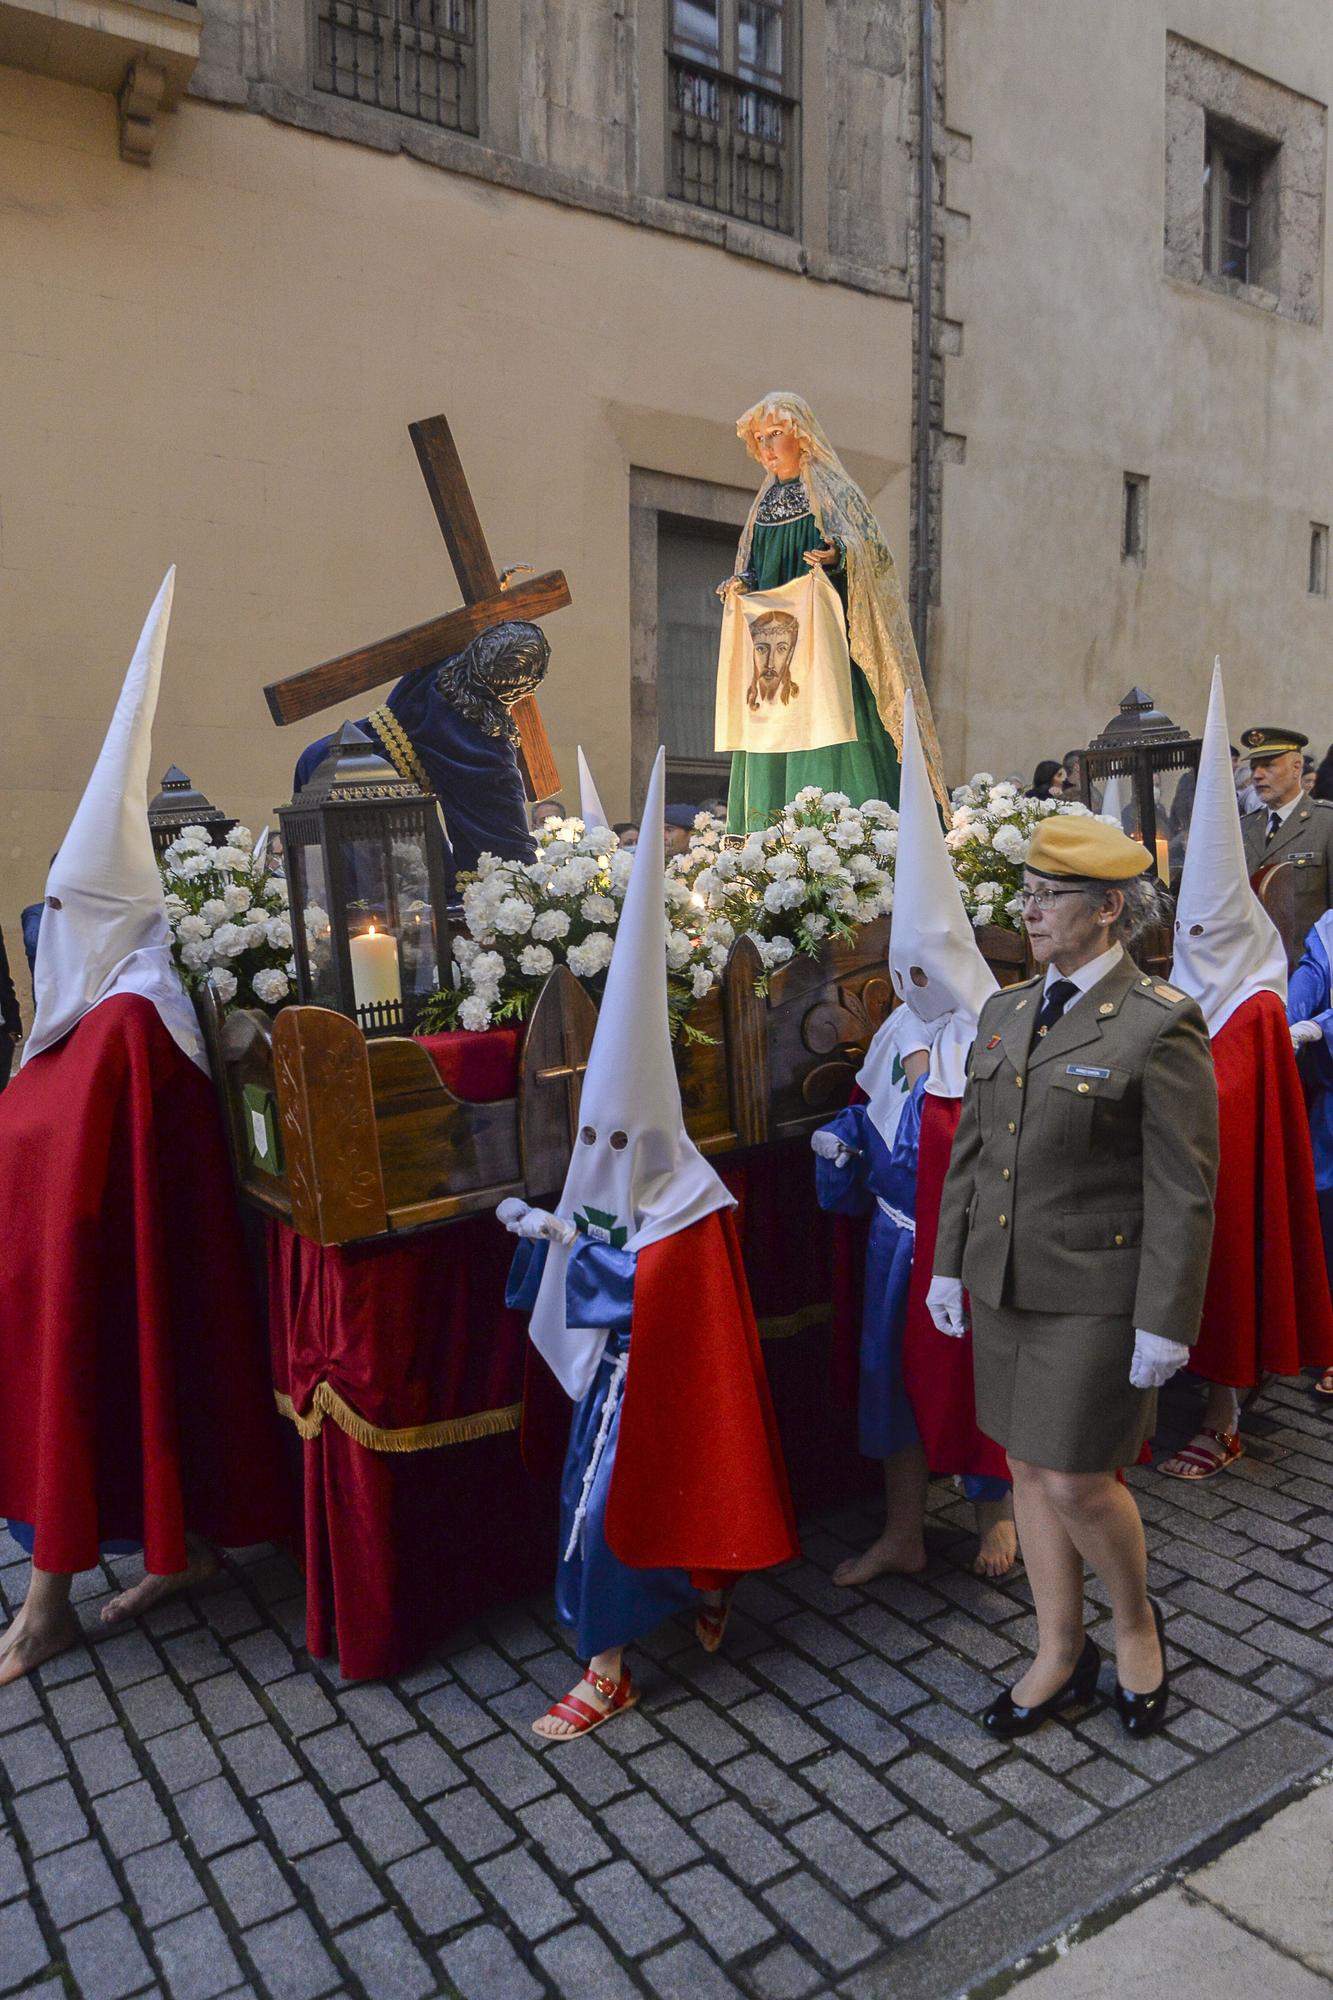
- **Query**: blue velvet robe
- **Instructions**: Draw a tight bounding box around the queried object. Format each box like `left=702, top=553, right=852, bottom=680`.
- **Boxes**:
left=295, top=669, right=535, bottom=889
left=507, top=1236, right=698, bottom=1658
left=814, top=1091, right=925, bottom=1461
left=1288, top=915, right=1333, bottom=1194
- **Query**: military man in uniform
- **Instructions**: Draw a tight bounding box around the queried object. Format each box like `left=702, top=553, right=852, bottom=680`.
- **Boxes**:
left=1240, top=726, right=1333, bottom=949
left=929, top=816, right=1218, bottom=1743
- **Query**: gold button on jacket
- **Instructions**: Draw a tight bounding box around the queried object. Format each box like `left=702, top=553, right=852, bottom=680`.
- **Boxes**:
left=934, top=953, right=1219, bottom=1345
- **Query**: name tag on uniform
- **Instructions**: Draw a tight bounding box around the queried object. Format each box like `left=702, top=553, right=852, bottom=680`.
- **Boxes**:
left=1066, top=1063, right=1110, bottom=1078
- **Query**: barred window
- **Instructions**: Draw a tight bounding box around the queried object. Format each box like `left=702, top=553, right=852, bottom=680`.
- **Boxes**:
left=314, top=0, right=479, bottom=135
left=668, top=0, right=798, bottom=235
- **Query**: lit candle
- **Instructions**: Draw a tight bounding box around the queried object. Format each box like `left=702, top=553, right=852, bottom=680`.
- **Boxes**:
left=1155, top=835, right=1170, bottom=882
left=349, top=923, right=402, bottom=1020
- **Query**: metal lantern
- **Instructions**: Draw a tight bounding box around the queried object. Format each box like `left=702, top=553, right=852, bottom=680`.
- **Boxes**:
left=147, top=766, right=231, bottom=856
left=1080, top=688, right=1202, bottom=882
left=277, top=722, right=451, bottom=1037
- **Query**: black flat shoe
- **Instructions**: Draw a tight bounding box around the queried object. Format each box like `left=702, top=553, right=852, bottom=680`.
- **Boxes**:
left=1114, top=1598, right=1169, bottom=1738
left=981, top=1635, right=1101, bottom=1739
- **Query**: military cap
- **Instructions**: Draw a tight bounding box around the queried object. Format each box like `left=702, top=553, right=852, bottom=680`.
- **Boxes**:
left=1025, top=815, right=1153, bottom=880
left=1240, top=725, right=1308, bottom=761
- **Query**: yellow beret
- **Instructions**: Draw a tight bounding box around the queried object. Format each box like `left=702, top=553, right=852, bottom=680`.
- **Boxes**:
left=1025, top=814, right=1152, bottom=880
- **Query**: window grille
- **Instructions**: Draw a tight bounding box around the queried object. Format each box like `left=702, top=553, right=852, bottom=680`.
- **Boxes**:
left=668, top=1, right=797, bottom=234
left=1310, top=523, right=1329, bottom=598
left=315, top=0, right=479, bottom=135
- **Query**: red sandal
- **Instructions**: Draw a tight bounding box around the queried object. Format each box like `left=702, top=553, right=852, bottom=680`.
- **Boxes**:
left=695, top=1583, right=738, bottom=1655
left=1158, top=1427, right=1244, bottom=1481
left=1314, top=1367, right=1333, bottom=1399
left=532, top=1666, right=637, bottom=1743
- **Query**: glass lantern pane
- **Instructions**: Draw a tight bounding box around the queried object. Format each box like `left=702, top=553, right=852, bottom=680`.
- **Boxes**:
left=297, top=839, right=338, bottom=1007
left=392, top=829, right=441, bottom=1000
left=340, top=835, right=404, bottom=1030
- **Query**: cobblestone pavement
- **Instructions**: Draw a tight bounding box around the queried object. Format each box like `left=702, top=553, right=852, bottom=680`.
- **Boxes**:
left=4, top=1376, right=1333, bottom=2000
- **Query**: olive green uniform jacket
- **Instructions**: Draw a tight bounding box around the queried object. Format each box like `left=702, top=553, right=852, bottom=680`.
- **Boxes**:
left=934, top=952, right=1219, bottom=1346
left=1242, top=797, right=1333, bottom=948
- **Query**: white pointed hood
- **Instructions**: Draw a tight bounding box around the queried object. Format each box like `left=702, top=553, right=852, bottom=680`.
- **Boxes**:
left=888, top=692, right=998, bottom=1098
left=855, top=1005, right=939, bottom=1148
left=1170, top=660, right=1286, bottom=1037
left=577, top=746, right=609, bottom=832
left=529, top=748, right=734, bottom=1399
left=24, top=569, right=207, bottom=1074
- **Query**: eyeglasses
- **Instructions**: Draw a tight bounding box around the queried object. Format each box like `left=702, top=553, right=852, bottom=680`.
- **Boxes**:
left=1018, top=887, right=1086, bottom=911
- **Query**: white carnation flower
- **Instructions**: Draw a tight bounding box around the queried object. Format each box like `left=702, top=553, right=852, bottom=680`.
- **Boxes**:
left=470, top=949, right=506, bottom=986
left=494, top=895, right=535, bottom=936
left=252, top=968, right=290, bottom=1005
left=304, top=904, right=330, bottom=934
left=974, top=903, right=995, bottom=928
left=580, top=894, right=618, bottom=925
left=531, top=909, right=571, bottom=942
left=453, top=937, right=481, bottom=970
left=209, top=968, right=238, bottom=1003
left=804, top=913, right=830, bottom=940
left=476, top=852, right=507, bottom=878
left=459, top=996, right=493, bottom=1031
left=566, top=932, right=615, bottom=978
left=691, top=964, right=714, bottom=999
left=223, top=882, right=253, bottom=915
left=848, top=853, right=879, bottom=881
left=704, top=918, right=735, bottom=949
left=665, top=928, right=693, bottom=971
left=664, top=877, right=691, bottom=910
left=582, top=825, right=617, bottom=855
left=208, top=922, right=246, bottom=959
left=179, top=940, right=210, bottom=972
left=212, top=845, right=249, bottom=872
left=759, top=936, right=796, bottom=969
left=822, top=791, right=851, bottom=809
left=264, top=915, right=293, bottom=951
left=518, top=944, right=555, bottom=977
left=807, top=843, right=839, bottom=874
left=227, top=826, right=254, bottom=851
left=992, top=824, right=1027, bottom=861
left=177, top=914, right=210, bottom=944
left=794, top=786, right=825, bottom=807
left=266, top=875, right=289, bottom=906
left=872, top=829, right=898, bottom=858
left=200, top=898, right=228, bottom=926
left=763, top=878, right=805, bottom=913
left=765, top=851, right=801, bottom=879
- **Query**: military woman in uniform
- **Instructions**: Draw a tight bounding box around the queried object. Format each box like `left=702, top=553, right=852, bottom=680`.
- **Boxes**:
left=930, top=817, right=1219, bottom=1740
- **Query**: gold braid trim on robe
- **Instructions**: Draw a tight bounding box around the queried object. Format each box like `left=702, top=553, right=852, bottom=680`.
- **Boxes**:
left=366, top=706, right=431, bottom=792
left=735, top=392, right=949, bottom=808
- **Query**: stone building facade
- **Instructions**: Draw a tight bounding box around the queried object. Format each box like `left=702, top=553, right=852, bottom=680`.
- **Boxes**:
left=2, top=0, right=1330, bottom=964
left=933, top=0, right=1332, bottom=780
left=0, top=0, right=931, bottom=947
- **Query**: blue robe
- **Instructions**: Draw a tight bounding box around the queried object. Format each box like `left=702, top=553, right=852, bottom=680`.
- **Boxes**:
left=814, top=1088, right=1006, bottom=1502
left=1288, top=916, right=1333, bottom=1274
left=507, top=1236, right=699, bottom=1658
left=296, top=670, right=535, bottom=890
left=814, top=1091, right=925, bottom=1461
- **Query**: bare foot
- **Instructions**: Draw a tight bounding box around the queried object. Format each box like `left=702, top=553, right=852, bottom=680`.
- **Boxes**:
left=973, top=1506, right=1018, bottom=1579
left=532, top=1673, right=618, bottom=1741
left=532, top=1652, right=630, bottom=1741
left=1157, top=1428, right=1242, bottom=1481
left=100, top=1539, right=222, bottom=1628
left=832, top=1532, right=927, bottom=1589
left=0, top=1603, right=81, bottom=1685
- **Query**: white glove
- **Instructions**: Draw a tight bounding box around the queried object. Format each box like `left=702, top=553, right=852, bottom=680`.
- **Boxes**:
left=496, top=1200, right=576, bottom=1246
left=810, top=1128, right=854, bottom=1166
left=927, top=1275, right=968, bottom=1339
left=1129, top=1329, right=1190, bottom=1390
left=1291, top=1018, right=1324, bottom=1048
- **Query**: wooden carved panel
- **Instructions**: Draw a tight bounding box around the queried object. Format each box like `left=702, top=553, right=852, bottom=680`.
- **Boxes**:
left=366, top=1035, right=523, bottom=1219
left=272, top=1007, right=387, bottom=1244
left=520, top=968, right=598, bottom=1199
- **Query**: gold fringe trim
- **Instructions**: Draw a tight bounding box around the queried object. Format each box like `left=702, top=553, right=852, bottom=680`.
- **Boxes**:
left=366, top=706, right=431, bottom=792
left=757, top=1302, right=831, bottom=1342
left=274, top=1386, right=522, bottom=1453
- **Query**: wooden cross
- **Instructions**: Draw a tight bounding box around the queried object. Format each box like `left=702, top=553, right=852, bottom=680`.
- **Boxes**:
left=263, top=413, right=566, bottom=800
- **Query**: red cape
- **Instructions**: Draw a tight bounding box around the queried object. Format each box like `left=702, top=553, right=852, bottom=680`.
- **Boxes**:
left=606, top=1209, right=798, bottom=1573
left=0, top=995, right=290, bottom=1574
left=1190, top=990, right=1333, bottom=1387
left=901, top=1092, right=1010, bottom=1482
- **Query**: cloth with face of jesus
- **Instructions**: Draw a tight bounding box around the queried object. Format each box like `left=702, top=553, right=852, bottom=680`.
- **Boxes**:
left=721, top=478, right=903, bottom=830
left=714, top=566, right=856, bottom=755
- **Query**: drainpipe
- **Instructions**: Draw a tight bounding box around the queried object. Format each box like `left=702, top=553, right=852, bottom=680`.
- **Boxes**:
left=913, top=0, right=934, bottom=664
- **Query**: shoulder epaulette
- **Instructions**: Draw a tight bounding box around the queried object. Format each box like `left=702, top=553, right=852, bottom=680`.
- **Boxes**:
left=1131, top=975, right=1189, bottom=1009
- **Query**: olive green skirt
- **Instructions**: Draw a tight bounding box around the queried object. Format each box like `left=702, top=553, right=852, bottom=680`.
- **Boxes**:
left=972, top=1300, right=1156, bottom=1473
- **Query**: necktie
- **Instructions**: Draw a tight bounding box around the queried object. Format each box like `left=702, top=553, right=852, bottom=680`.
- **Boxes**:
left=1267, top=810, right=1282, bottom=843
left=1035, top=977, right=1078, bottom=1036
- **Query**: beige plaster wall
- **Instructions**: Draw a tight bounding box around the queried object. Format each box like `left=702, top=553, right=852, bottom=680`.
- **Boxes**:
left=0, top=66, right=913, bottom=961
left=937, top=0, right=1333, bottom=784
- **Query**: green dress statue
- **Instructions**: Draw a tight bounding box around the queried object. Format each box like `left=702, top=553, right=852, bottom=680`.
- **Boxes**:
left=725, top=477, right=901, bottom=832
